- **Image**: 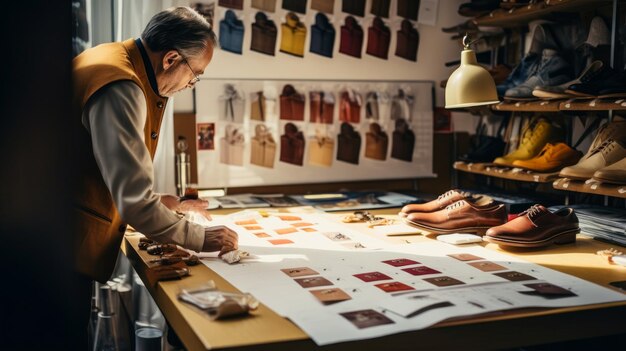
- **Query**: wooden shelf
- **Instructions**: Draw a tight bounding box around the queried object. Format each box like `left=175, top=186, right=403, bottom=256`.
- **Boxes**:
left=454, top=161, right=560, bottom=183
left=553, top=177, right=626, bottom=198
left=559, top=98, right=626, bottom=111
left=493, top=100, right=562, bottom=112
left=474, top=0, right=609, bottom=28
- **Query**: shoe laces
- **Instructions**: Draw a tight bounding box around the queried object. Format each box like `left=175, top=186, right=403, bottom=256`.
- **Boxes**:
left=523, top=204, right=545, bottom=222
left=445, top=200, right=465, bottom=212
left=590, top=138, right=616, bottom=156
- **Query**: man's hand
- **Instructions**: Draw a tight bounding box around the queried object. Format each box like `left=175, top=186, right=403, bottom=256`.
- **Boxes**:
left=160, top=194, right=181, bottom=211
left=178, top=199, right=212, bottom=221
left=202, top=225, right=238, bottom=256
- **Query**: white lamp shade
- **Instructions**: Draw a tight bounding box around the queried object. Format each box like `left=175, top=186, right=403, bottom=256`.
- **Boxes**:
left=445, top=49, right=499, bottom=109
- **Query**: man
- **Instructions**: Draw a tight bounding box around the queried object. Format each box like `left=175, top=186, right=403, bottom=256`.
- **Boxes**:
left=72, top=7, right=238, bottom=287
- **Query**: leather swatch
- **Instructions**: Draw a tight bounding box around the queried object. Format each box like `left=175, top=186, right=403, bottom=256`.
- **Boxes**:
left=251, top=12, right=278, bottom=56
left=280, top=12, right=307, bottom=57
left=219, top=10, right=244, bottom=54
left=219, top=84, right=245, bottom=123
left=309, top=91, right=335, bottom=124
left=282, top=0, right=307, bottom=14
left=339, top=16, right=363, bottom=58
left=370, top=0, right=390, bottom=18
left=310, top=12, right=335, bottom=58
left=396, top=19, right=419, bottom=62
left=397, top=0, right=420, bottom=20
left=342, top=0, right=365, bottom=17
left=250, top=124, right=276, bottom=168
left=218, top=0, right=243, bottom=10
left=365, top=122, right=388, bottom=160
left=219, top=125, right=245, bottom=166
left=311, top=0, right=334, bottom=13
left=280, top=85, right=305, bottom=121
left=251, top=0, right=276, bottom=12
left=339, top=90, right=362, bottom=123
left=366, top=17, right=391, bottom=59
left=391, top=118, right=415, bottom=162
left=337, top=122, right=361, bottom=164
left=280, top=122, right=305, bottom=166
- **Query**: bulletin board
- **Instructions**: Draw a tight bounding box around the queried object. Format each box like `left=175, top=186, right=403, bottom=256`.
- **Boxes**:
left=194, top=78, right=434, bottom=188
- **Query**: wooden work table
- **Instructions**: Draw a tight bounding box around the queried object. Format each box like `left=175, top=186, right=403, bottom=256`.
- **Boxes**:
left=123, top=208, right=626, bottom=351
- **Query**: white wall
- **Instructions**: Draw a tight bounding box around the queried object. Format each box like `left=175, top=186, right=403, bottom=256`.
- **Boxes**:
left=175, top=0, right=468, bottom=112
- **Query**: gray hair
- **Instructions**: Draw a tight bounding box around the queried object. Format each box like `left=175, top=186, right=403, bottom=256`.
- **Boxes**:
left=142, top=7, right=217, bottom=59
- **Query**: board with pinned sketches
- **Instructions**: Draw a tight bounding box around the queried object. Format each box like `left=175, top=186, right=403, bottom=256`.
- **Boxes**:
left=194, top=79, right=434, bottom=188
left=190, top=210, right=626, bottom=346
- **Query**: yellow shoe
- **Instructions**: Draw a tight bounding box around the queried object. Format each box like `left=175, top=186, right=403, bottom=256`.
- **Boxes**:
left=493, top=118, right=564, bottom=166
left=512, top=143, right=583, bottom=172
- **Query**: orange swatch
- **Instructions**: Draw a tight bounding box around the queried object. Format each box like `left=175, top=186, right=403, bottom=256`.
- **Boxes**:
left=275, top=227, right=298, bottom=235
left=278, top=215, right=302, bottom=221
left=235, top=219, right=258, bottom=225
left=291, top=222, right=314, bottom=227
left=300, top=227, right=317, bottom=232
left=268, top=239, right=293, bottom=245
left=244, top=225, right=263, bottom=230
left=254, top=232, right=270, bottom=238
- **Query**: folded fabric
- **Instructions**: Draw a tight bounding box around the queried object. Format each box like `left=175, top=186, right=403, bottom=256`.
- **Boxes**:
left=218, top=0, right=243, bottom=10
left=280, top=12, right=307, bottom=57
left=280, top=123, right=305, bottom=166
left=311, top=0, right=334, bottom=14
left=219, top=10, right=244, bottom=54
left=280, top=84, right=305, bottom=121
left=339, top=89, right=362, bottom=123
left=218, top=84, right=245, bottom=123
left=337, top=122, right=361, bottom=164
left=220, top=125, right=245, bottom=166
left=310, top=12, right=335, bottom=58
left=342, top=0, right=366, bottom=16
left=250, top=124, right=276, bottom=168
left=309, top=91, right=335, bottom=124
left=251, top=12, right=277, bottom=56
left=366, top=17, right=391, bottom=59
left=339, top=16, right=363, bottom=58
left=365, top=122, right=388, bottom=160
left=282, top=0, right=307, bottom=14
left=370, top=0, right=390, bottom=18
left=397, top=0, right=419, bottom=20
left=391, top=118, right=415, bottom=162
left=308, top=134, right=334, bottom=167
left=251, top=0, right=276, bottom=12
left=396, top=19, right=419, bottom=62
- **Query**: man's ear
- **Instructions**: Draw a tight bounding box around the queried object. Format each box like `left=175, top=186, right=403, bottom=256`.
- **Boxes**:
left=162, top=50, right=181, bottom=71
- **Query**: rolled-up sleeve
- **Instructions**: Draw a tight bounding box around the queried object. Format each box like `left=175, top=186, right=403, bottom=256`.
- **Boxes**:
left=82, top=81, right=204, bottom=252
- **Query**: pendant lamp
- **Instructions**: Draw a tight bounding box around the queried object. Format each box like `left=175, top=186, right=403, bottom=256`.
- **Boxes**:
left=445, top=34, right=499, bottom=109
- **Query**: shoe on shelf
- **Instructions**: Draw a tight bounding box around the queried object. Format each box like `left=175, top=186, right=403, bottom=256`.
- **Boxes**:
left=565, top=65, right=626, bottom=98
left=458, top=135, right=506, bottom=163
left=592, top=157, right=626, bottom=184
left=559, top=139, right=626, bottom=180
left=512, top=142, right=583, bottom=173
left=497, top=52, right=540, bottom=97
left=399, top=190, right=487, bottom=216
left=458, top=0, right=501, bottom=17
left=494, top=118, right=565, bottom=167
left=404, top=198, right=507, bottom=235
left=532, top=60, right=603, bottom=100
left=484, top=205, right=579, bottom=248
left=504, top=49, right=574, bottom=100
left=499, top=0, right=531, bottom=10
left=442, top=20, right=478, bottom=34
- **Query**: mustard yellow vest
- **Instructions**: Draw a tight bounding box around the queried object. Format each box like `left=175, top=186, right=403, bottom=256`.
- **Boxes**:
left=72, top=39, right=168, bottom=282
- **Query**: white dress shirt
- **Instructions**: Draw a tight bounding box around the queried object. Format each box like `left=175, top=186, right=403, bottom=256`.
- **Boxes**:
left=81, top=80, right=204, bottom=252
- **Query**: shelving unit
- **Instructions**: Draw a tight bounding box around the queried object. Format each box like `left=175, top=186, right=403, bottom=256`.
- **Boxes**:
left=553, top=178, right=626, bottom=198
left=474, top=0, right=609, bottom=28
left=492, top=100, right=561, bottom=112
left=491, top=98, right=626, bottom=113
left=454, top=161, right=560, bottom=183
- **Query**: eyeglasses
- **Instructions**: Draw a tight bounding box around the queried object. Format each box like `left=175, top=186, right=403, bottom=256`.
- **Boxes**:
left=182, top=56, right=201, bottom=85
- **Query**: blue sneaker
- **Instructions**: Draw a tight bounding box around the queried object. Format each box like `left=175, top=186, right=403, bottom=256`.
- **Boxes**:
left=505, top=49, right=574, bottom=100
left=496, top=52, right=540, bottom=97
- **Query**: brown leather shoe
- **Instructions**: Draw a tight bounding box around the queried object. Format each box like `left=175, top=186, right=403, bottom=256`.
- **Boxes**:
left=399, top=189, right=486, bottom=217
left=484, top=205, right=579, bottom=248
left=403, top=198, right=507, bottom=235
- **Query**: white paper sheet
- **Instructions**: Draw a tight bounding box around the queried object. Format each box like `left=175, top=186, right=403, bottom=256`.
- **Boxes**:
left=193, top=213, right=626, bottom=346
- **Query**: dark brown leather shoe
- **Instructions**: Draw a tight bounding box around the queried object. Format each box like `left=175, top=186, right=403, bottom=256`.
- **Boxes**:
left=403, top=199, right=507, bottom=235
left=399, top=189, right=486, bottom=216
left=484, top=205, right=579, bottom=248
